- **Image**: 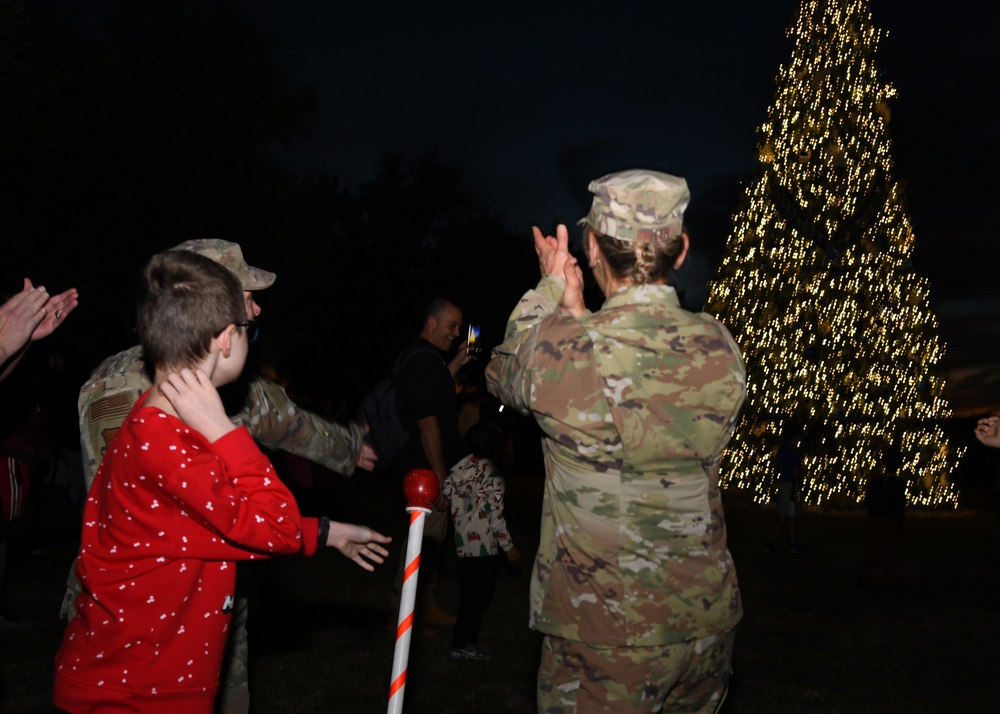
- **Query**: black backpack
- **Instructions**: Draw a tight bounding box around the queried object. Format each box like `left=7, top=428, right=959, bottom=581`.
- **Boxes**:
left=354, top=344, right=435, bottom=470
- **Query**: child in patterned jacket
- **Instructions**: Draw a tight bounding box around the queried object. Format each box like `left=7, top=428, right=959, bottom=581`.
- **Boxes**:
left=444, top=419, right=521, bottom=660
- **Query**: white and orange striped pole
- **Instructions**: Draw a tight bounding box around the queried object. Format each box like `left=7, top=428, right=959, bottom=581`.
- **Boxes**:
left=388, top=468, right=440, bottom=714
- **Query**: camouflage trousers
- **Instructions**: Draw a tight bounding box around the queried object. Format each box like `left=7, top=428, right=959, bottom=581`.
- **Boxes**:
left=215, top=576, right=252, bottom=714
left=537, top=630, right=736, bottom=714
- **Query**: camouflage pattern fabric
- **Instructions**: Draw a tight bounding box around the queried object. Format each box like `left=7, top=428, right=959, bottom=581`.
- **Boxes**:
left=216, top=578, right=253, bottom=714
left=579, top=169, right=690, bottom=243
left=486, top=275, right=745, bottom=647
left=537, top=630, right=736, bottom=713
left=173, top=238, right=276, bottom=291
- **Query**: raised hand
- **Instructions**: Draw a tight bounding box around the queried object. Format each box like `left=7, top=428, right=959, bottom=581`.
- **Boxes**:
left=31, top=285, right=79, bottom=341
left=975, top=416, right=1000, bottom=449
left=532, top=225, right=586, bottom=316
left=532, top=224, right=574, bottom=279
left=448, top=340, right=475, bottom=377
left=561, top=254, right=586, bottom=317
left=158, top=368, right=237, bottom=442
left=0, top=280, right=50, bottom=356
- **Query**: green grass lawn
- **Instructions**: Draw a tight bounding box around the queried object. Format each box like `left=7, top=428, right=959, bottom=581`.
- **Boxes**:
left=4, top=472, right=1000, bottom=713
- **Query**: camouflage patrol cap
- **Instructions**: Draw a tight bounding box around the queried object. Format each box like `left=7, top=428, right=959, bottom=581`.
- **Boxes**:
left=578, top=169, right=690, bottom=243
left=172, top=239, right=276, bottom=290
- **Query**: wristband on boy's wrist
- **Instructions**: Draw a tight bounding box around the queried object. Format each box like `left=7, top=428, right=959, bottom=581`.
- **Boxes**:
left=318, top=516, right=331, bottom=549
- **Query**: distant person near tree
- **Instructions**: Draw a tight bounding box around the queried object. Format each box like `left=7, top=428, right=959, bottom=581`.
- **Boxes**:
left=487, top=170, right=745, bottom=712
left=858, top=445, right=906, bottom=592
left=764, top=426, right=805, bottom=553
left=977, top=416, right=1000, bottom=564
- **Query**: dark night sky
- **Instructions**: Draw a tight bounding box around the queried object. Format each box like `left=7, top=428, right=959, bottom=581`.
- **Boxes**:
left=241, top=1, right=997, bottom=414
left=57, top=0, right=1000, bottom=414
left=245, top=1, right=993, bottom=243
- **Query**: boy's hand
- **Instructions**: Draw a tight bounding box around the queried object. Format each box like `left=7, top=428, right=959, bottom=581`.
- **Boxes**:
left=505, top=545, right=522, bottom=562
left=158, top=368, right=237, bottom=442
left=325, top=522, right=391, bottom=571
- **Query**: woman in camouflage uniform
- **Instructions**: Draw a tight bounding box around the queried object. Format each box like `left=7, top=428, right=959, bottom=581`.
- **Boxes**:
left=487, top=170, right=745, bottom=713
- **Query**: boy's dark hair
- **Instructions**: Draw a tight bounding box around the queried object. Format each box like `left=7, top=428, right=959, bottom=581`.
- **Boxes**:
left=467, top=420, right=502, bottom=460
left=137, top=250, right=246, bottom=371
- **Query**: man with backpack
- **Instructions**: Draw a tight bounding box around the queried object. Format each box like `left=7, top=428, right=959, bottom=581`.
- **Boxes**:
left=388, top=297, right=473, bottom=633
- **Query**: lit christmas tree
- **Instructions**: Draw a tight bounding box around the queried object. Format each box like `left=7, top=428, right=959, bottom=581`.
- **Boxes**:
left=706, top=0, right=963, bottom=508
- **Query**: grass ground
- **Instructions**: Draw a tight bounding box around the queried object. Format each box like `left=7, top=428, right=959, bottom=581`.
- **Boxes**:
left=3, top=470, right=1000, bottom=713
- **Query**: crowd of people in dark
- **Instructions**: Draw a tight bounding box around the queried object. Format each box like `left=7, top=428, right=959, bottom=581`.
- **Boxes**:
left=4, top=171, right=1000, bottom=713
left=1, top=169, right=760, bottom=713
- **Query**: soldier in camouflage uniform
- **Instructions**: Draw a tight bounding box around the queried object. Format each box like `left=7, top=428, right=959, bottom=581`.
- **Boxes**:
left=486, top=171, right=745, bottom=713
left=64, top=239, right=376, bottom=714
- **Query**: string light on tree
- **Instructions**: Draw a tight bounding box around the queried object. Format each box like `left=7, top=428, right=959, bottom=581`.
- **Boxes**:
left=707, top=0, right=963, bottom=508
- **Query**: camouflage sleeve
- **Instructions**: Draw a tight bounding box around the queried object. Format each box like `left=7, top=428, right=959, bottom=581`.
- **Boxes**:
left=77, top=347, right=151, bottom=492
left=486, top=275, right=578, bottom=414
left=242, top=377, right=364, bottom=477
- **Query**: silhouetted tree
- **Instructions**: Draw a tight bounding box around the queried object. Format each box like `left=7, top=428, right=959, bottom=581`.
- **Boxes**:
left=2, top=0, right=319, bottom=367
left=269, top=152, right=538, bottom=392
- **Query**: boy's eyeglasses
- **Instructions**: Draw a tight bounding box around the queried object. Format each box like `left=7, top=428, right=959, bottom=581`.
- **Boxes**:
left=214, top=321, right=255, bottom=339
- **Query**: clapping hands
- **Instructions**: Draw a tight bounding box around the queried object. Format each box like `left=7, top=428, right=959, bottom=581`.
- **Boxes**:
left=532, top=224, right=585, bottom=317
left=1, top=278, right=79, bottom=380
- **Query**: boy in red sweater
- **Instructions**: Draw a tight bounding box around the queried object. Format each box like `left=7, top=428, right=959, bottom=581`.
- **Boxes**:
left=54, top=250, right=390, bottom=713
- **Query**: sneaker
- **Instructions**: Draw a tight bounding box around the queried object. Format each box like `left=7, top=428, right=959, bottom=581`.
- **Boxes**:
left=450, top=642, right=493, bottom=661
left=762, top=544, right=778, bottom=554
left=789, top=543, right=807, bottom=554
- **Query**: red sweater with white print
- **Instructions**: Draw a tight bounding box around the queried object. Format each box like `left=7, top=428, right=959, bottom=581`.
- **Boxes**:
left=54, top=391, right=318, bottom=714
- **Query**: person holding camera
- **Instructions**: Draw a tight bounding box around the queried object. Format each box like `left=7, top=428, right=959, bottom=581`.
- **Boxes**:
left=388, top=298, right=474, bottom=633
